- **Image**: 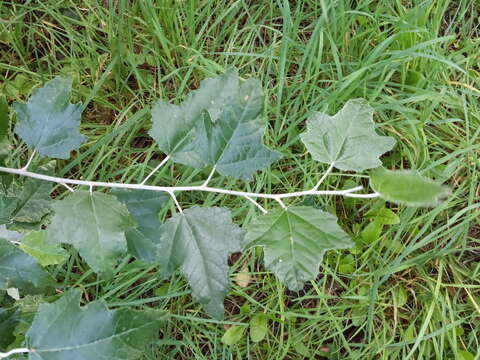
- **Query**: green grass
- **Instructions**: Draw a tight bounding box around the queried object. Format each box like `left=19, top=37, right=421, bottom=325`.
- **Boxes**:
left=1, top=0, right=479, bottom=358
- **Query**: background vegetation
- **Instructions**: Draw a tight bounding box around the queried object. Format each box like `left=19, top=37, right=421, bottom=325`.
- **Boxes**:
left=0, top=0, right=479, bottom=358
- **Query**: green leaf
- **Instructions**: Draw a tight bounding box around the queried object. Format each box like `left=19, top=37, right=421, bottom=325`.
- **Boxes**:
left=0, top=238, right=52, bottom=290
left=244, top=206, right=353, bottom=291
left=369, top=167, right=449, bottom=207
left=13, top=76, right=86, bottom=159
left=26, top=289, right=167, bottom=360
left=367, top=206, right=400, bottom=225
left=19, top=231, right=68, bottom=267
left=0, top=307, right=19, bottom=351
left=46, top=191, right=136, bottom=276
left=222, top=325, right=245, bottom=346
left=112, top=189, right=168, bottom=263
left=300, top=99, right=395, bottom=171
left=12, top=178, right=52, bottom=223
left=157, top=206, right=244, bottom=319
left=250, top=313, right=268, bottom=342
left=179, top=78, right=281, bottom=180
left=0, top=195, right=17, bottom=225
left=360, top=221, right=382, bottom=244
left=149, top=68, right=239, bottom=158
left=150, top=69, right=280, bottom=180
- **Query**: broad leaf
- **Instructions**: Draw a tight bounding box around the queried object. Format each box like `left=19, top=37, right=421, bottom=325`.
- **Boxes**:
left=300, top=99, right=395, bottom=171
left=369, top=167, right=449, bottom=207
left=13, top=76, right=86, bottom=159
left=112, top=189, right=168, bottom=263
left=150, top=69, right=280, bottom=179
left=0, top=307, right=19, bottom=351
left=177, top=79, right=281, bottom=179
left=244, top=206, right=353, bottom=291
left=0, top=195, right=17, bottom=225
left=157, top=206, right=244, bottom=319
left=46, top=191, right=136, bottom=276
left=20, top=231, right=68, bottom=267
left=250, top=313, right=268, bottom=343
left=149, top=68, right=239, bottom=158
left=12, top=178, right=52, bottom=223
left=0, top=238, right=52, bottom=290
left=26, top=289, right=167, bottom=360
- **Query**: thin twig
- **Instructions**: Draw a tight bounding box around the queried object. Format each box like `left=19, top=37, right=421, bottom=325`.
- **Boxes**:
left=244, top=196, right=268, bottom=214
left=0, top=166, right=378, bottom=200
left=140, top=155, right=170, bottom=185
left=168, top=191, right=183, bottom=213
left=0, top=348, right=30, bottom=359
left=201, top=166, right=216, bottom=187
left=20, top=150, right=36, bottom=171
left=312, top=162, right=335, bottom=191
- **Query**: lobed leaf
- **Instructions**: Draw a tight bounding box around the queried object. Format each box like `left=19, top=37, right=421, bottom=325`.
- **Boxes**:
left=369, top=167, right=449, bottom=207
left=300, top=99, right=395, bottom=172
left=46, top=191, right=136, bottom=276
left=150, top=68, right=280, bottom=180
left=13, top=76, right=86, bottom=159
left=26, top=289, right=167, bottom=360
left=244, top=206, right=353, bottom=291
left=149, top=68, right=239, bottom=158
left=0, top=238, right=52, bottom=291
left=157, top=206, right=244, bottom=319
left=112, top=189, right=168, bottom=263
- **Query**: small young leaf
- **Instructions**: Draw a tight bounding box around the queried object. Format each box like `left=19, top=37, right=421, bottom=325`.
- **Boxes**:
left=360, top=221, right=382, bottom=244
left=19, top=231, right=68, bottom=267
left=157, top=206, right=244, bottom=319
left=300, top=99, right=395, bottom=171
left=369, top=167, right=449, bottom=207
left=26, top=289, right=167, bottom=360
left=250, top=313, right=268, bottom=342
left=149, top=68, right=239, bottom=158
left=112, top=189, right=168, bottom=263
left=0, top=238, right=52, bottom=291
left=222, top=325, right=245, bottom=346
left=367, top=206, right=400, bottom=225
left=46, top=191, right=136, bottom=276
left=244, top=206, right=353, bottom=291
left=0, top=307, right=19, bottom=351
left=13, top=76, right=86, bottom=159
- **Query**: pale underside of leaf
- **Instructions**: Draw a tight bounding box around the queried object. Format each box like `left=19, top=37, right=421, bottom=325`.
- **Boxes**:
left=157, top=206, right=244, bottom=319
left=369, top=167, right=449, bottom=207
left=13, top=76, right=86, bottom=159
left=244, top=206, right=353, bottom=291
left=300, top=99, right=395, bottom=172
left=27, top=289, right=166, bottom=360
left=46, top=191, right=136, bottom=276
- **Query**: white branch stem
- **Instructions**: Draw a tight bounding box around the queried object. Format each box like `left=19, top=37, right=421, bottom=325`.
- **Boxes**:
left=202, top=166, right=217, bottom=187
left=0, top=166, right=379, bottom=200
left=312, top=162, right=335, bottom=191
left=21, top=150, right=36, bottom=171
left=0, top=348, right=30, bottom=359
left=244, top=196, right=268, bottom=214
left=140, top=155, right=170, bottom=185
